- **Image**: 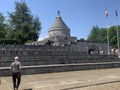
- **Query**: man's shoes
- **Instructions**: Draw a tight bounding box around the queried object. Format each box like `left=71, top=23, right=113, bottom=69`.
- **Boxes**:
left=14, top=87, right=18, bottom=90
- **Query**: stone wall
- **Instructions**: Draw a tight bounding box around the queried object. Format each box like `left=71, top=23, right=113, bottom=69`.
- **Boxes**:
left=70, top=41, right=112, bottom=54
left=0, top=44, right=117, bottom=67
left=0, top=44, right=119, bottom=76
left=1, top=62, right=120, bottom=76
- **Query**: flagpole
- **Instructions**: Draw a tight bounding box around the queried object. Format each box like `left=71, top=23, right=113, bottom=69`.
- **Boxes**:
left=115, top=9, right=120, bottom=58
left=106, top=9, right=110, bottom=55
left=116, top=25, right=120, bottom=57
left=107, top=26, right=110, bottom=55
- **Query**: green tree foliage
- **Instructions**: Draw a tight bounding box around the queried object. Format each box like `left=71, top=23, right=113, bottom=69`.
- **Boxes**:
left=100, top=28, right=107, bottom=42
left=0, top=13, right=7, bottom=40
left=87, top=25, right=120, bottom=47
left=8, top=1, right=41, bottom=44
left=87, top=26, right=102, bottom=42
left=109, top=26, right=118, bottom=46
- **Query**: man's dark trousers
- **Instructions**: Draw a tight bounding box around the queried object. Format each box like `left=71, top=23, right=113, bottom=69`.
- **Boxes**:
left=12, top=72, right=21, bottom=89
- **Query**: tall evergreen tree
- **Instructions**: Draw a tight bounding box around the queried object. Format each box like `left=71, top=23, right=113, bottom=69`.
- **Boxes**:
left=8, top=1, right=41, bottom=44
left=0, top=13, right=7, bottom=40
left=87, top=26, right=101, bottom=42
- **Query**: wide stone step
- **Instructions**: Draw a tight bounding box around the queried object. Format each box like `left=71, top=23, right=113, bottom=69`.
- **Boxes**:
left=1, top=62, right=120, bottom=76
left=0, top=59, right=119, bottom=67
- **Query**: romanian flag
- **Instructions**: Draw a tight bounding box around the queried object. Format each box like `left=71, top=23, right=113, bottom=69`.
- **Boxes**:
left=105, top=9, right=108, bottom=17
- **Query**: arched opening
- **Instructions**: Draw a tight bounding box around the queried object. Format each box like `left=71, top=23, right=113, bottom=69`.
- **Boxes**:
left=88, top=45, right=99, bottom=55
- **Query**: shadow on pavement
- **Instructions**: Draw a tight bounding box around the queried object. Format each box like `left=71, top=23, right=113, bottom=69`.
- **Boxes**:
left=21, top=88, right=32, bottom=90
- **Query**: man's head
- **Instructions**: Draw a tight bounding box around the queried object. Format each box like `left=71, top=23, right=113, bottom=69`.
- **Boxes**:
left=14, top=56, right=19, bottom=61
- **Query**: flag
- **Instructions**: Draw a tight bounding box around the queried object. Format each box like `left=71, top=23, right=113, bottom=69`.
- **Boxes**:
left=115, top=9, right=118, bottom=17
left=105, top=9, right=108, bottom=17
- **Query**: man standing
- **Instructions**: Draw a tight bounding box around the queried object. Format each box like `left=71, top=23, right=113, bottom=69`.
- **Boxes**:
left=10, top=56, right=22, bottom=90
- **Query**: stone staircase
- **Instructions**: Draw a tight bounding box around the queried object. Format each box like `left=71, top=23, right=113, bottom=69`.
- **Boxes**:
left=0, top=44, right=120, bottom=76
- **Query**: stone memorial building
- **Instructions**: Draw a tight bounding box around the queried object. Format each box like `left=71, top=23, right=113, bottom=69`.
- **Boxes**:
left=34, top=11, right=111, bottom=55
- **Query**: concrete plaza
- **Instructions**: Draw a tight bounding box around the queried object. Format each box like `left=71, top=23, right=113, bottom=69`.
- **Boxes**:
left=1, top=68, right=120, bottom=90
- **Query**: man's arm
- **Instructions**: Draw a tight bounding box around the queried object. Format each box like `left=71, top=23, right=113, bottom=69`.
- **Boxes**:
left=19, top=64, right=22, bottom=75
left=10, top=64, right=13, bottom=73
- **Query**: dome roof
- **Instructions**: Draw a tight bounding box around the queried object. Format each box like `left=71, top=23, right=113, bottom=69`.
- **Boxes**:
left=49, top=11, right=69, bottom=31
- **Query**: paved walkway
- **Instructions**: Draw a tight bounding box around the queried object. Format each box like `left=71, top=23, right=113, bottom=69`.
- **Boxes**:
left=1, top=68, right=120, bottom=90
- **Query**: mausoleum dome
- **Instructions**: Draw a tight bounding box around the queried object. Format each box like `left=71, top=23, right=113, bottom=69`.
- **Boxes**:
left=48, top=11, right=70, bottom=38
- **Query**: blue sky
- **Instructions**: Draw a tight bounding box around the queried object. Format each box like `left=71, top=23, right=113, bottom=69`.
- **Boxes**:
left=0, top=0, right=120, bottom=40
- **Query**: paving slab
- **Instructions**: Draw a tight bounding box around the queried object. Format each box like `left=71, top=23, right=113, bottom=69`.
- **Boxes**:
left=1, top=68, right=120, bottom=90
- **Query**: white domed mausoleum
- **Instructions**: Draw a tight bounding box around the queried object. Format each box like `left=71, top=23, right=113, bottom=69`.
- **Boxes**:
left=48, top=11, right=70, bottom=39
left=34, top=11, right=112, bottom=55
left=36, top=11, right=77, bottom=46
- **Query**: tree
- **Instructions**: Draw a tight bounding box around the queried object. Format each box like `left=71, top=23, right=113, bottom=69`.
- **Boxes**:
left=8, top=1, right=41, bottom=44
left=87, top=26, right=101, bottom=42
left=100, top=28, right=107, bottom=42
left=0, top=13, right=7, bottom=40
left=87, top=25, right=120, bottom=47
left=109, top=26, right=118, bottom=46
